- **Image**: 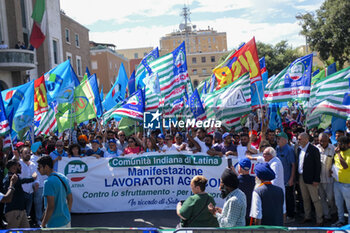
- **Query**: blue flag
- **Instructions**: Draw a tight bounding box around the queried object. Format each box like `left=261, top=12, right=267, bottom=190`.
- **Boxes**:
left=251, top=81, right=264, bottom=108
left=189, top=89, right=206, bottom=119
left=135, top=47, right=159, bottom=86
left=136, top=70, right=147, bottom=90
left=128, top=70, right=136, bottom=96
left=100, top=84, right=104, bottom=102
left=1, top=81, right=35, bottom=132
left=312, top=69, right=320, bottom=77
left=268, top=103, right=282, bottom=130
left=44, top=60, right=80, bottom=104
left=327, top=62, right=337, bottom=76
left=284, top=54, right=313, bottom=89
left=103, top=63, right=129, bottom=111
left=88, top=74, right=103, bottom=117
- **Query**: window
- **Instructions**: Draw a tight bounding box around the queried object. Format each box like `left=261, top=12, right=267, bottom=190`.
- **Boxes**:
left=193, top=80, right=199, bottom=88
left=20, top=0, right=27, bottom=29
left=208, top=38, right=211, bottom=43
left=76, top=56, right=82, bottom=77
left=91, top=61, right=98, bottom=70
left=52, top=39, right=58, bottom=64
left=75, top=34, right=79, bottom=47
left=213, top=37, right=216, bottom=42
left=109, top=62, right=112, bottom=69
left=193, top=69, right=197, bottom=75
left=66, top=52, right=72, bottom=61
left=134, top=53, right=138, bottom=59
left=201, top=56, right=206, bottom=63
left=202, top=68, right=207, bottom=74
left=211, top=56, right=215, bottom=62
left=192, top=57, right=197, bottom=64
left=65, top=29, right=70, bottom=43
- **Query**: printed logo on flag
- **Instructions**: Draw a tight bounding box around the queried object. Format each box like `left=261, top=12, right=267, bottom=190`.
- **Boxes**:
left=175, top=50, right=185, bottom=68
left=64, top=160, right=88, bottom=182
left=288, top=61, right=305, bottom=81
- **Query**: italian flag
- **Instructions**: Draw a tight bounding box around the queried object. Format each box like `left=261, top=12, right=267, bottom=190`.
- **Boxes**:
left=30, top=0, right=46, bottom=49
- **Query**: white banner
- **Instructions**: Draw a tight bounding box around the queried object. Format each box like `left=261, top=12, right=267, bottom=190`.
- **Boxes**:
left=57, top=152, right=256, bottom=213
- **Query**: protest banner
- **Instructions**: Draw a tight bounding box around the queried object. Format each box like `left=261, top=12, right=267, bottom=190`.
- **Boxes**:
left=57, top=152, right=256, bottom=213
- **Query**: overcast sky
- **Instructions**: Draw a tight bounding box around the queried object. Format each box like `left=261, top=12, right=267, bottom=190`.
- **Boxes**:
left=60, top=0, right=324, bottom=50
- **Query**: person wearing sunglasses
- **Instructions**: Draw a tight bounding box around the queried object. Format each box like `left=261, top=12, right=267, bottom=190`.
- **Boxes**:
left=117, top=131, right=128, bottom=152
left=123, top=137, right=144, bottom=155
left=49, top=140, right=67, bottom=172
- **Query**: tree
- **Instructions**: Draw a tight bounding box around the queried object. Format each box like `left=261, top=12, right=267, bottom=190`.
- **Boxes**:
left=296, top=0, right=350, bottom=68
left=256, top=41, right=301, bottom=76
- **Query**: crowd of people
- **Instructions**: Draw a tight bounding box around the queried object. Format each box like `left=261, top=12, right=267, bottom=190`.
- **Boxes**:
left=0, top=110, right=349, bottom=229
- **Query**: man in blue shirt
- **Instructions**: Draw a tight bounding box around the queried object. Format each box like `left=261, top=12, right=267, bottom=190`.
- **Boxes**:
left=49, top=140, right=68, bottom=172
left=37, top=156, right=72, bottom=228
left=276, top=132, right=296, bottom=223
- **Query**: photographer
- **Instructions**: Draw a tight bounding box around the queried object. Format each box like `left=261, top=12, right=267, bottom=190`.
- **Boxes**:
left=176, top=176, right=219, bottom=227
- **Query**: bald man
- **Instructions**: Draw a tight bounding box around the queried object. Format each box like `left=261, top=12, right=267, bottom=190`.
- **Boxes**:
left=317, top=133, right=336, bottom=221
left=297, top=132, right=323, bottom=226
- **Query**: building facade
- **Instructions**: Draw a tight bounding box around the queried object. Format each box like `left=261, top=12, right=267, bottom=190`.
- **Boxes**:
left=116, top=47, right=153, bottom=60
left=60, top=11, right=90, bottom=80
left=160, top=28, right=227, bottom=88
left=90, top=43, right=130, bottom=94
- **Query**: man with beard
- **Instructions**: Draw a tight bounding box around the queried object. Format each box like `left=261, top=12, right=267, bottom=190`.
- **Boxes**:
left=208, top=168, right=246, bottom=227
left=49, top=140, right=68, bottom=172
left=216, top=133, right=237, bottom=156
left=194, top=128, right=208, bottom=153
left=331, top=136, right=350, bottom=227
left=19, top=146, right=39, bottom=218
left=204, top=135, right=223, bottom=156
left=250, top=163, right=284, bottom=226
left=3, top=159, right=37, bottom=228
left=31, top=142, right=48, bottom=226
left=77, top=135, right=90, bottom=155
left=237, top=133, right=252, bottom=159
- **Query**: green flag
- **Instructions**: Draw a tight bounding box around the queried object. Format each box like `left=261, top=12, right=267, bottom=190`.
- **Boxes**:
left=31, top=0, right=45, bottom=23
left=56, top=80, right=96, bottom=132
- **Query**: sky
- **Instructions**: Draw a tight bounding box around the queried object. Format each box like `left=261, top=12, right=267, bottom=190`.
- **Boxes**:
left=60, top=0, right=325, bottom=51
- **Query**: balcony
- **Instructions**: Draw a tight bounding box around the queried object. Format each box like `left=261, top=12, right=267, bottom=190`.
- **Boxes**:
left=0, top=49, right=35, bottom=71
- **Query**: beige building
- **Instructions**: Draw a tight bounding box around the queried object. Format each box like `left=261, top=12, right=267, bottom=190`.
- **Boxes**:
left=90, top=42, right=130, bottom=94
left=116, top=47, right=154, bottom=60
left=60, top=11, right=90, bottom=80
left=297, top=45, right=326, bottom=68
left=160, top=28, right=227, bottom=88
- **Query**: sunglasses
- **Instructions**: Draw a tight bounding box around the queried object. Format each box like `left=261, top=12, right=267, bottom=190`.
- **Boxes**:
left=119, top=134, right=125, bottom=137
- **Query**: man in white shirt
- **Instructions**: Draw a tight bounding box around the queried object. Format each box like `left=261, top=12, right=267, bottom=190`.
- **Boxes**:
left=162, top=135, right=178, bottom=152
left=20, top=146, right=39, bottom=217
left=317, top=133, right=336, bottom=221
left=194, top=128, right=208, bottom=153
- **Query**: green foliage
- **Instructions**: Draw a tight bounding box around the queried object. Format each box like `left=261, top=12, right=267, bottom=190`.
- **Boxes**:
left=296, top=0, right=350, bottom=68
left=256, top=40, right=301, bottom=76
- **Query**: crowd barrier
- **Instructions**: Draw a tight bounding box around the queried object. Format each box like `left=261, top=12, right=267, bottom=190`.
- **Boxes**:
left=2, top=225, right=350, bottom=233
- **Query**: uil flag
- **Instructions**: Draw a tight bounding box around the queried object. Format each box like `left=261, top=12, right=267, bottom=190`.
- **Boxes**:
left=0, top=96, right=10, bottom=136
left=45, top=60, right=80, bottom=104
left=128, top=70, right=136, bottom=96
left=135, top=47, right=159, bottom=79
left=264, top=54, right=313, bottom=103
left=34, top=76, right=57, bottom=136
left=103, top=63, right=128, bottom=111
left=213, top=37, right=261, bottom=90
left=103, top=89, right=145, bottom=122
left=88, top=74, right=103, bottom=117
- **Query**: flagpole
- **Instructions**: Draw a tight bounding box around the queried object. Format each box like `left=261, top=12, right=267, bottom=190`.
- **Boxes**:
left=69, top=105, right=73, bottom=145
left=9, top=135, right=15, bottom=152
left=254, top=81, right=264, bottom=128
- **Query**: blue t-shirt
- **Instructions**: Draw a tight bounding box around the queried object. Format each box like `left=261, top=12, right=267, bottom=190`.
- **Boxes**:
left=43, top=172, right=71, bottom=228
left=49, top=150, right=68, bottom=172
left=276, top=144, right=295, bottom=186
left=85, top=148, right=104, bottom=157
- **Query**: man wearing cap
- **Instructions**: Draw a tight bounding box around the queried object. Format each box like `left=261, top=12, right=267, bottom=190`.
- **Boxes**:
left=208, top=168, right=246, bottom=227
left=216, top=133, right=237, bottom=156
left=250, top=163, right=284, bottom=226
left=250, top=130, right=261, bottom=150
left=85, top=140, right=104, bottom=158
left=30, top=142, right=48, bottom=226
left=237, top=158, right=255, bottom=225
left=103, top=139, right=120, bottom=158
left=157, top=133, right=165, bottom=150
left=296, top=132, right=323, bottom=226
left=49, top=140, right=68, bottom=172
left=276, top=131, right=296, bottom=222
